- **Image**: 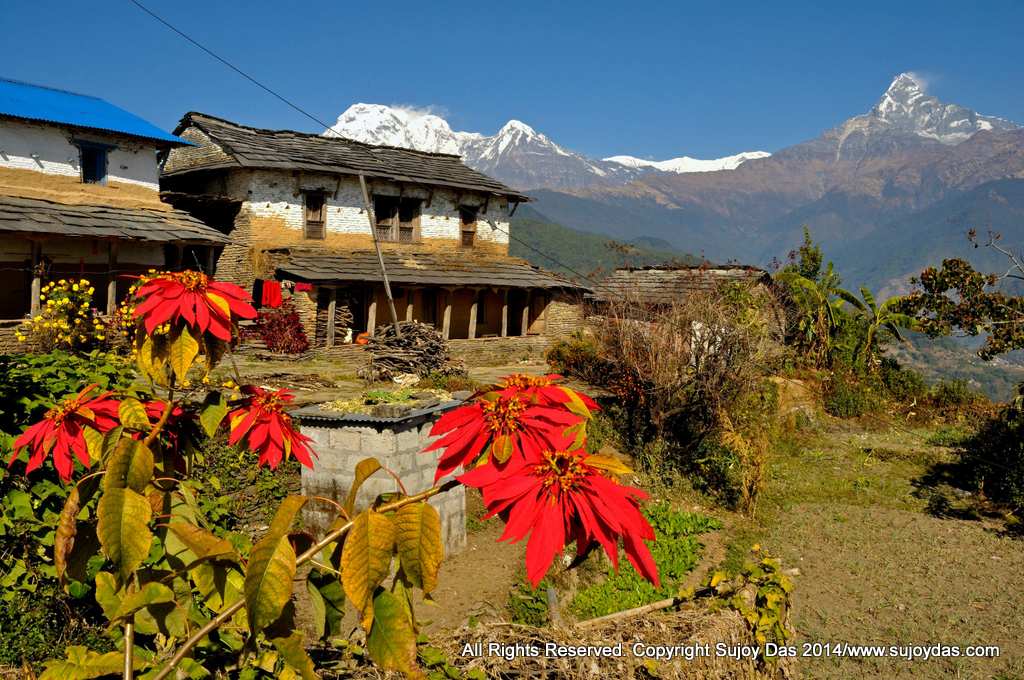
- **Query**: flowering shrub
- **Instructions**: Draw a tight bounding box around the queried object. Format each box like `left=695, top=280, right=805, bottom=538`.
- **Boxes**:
left=5, top=271, right=655, bottom=679
left=17, top=278, right=106, bottom=351
left=251, top=298, right=310, bottom=354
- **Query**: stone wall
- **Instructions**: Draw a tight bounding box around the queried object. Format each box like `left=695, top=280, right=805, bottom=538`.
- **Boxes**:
left=447, top=335, right=552, bottom=366
left=298, top=403, right=466, bottom=556
left=545, top=291, right=587, bottom=339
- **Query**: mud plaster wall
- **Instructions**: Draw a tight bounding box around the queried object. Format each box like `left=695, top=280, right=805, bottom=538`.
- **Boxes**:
left=0, top=119, right=162, bottom=191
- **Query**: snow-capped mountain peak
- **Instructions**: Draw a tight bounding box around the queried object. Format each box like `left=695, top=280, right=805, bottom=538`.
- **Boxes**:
left=325, top=103, right=463, bottom=154
left=603, top=150, right=771, bottom=174
left=498, top=119, right=538, bottom=137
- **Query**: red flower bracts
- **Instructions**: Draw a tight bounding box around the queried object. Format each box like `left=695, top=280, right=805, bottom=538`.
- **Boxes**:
left=228, top=387, right=315, bottom=469
left=497, top=373, right=599, bottom=413
left=458, top=448, right=659, bottom=588
left=425, top=392, right=579, bottom=481
left=132, top=271, right=257, bottom=341
left=8, top=384, right=119, bottom=482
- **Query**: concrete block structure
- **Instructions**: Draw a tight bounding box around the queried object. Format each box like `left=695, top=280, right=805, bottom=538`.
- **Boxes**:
left=295, top=401, right=467, bottom=556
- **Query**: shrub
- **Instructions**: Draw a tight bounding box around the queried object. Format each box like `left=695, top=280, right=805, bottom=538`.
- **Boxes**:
left=879, top=356, right=927, bottom=402
left=545, top=331, right=611, bottom=385
left=16, top=278, right=107, bottom=352
left=570, top=503, right=720, bottom=619
left=252, top=299, right=309, bottom=353
left=958, top=384, right=1024, bottom=512
left=823, top=373, right=879, bottom=418
left=929, top=379, right=982, bottom=409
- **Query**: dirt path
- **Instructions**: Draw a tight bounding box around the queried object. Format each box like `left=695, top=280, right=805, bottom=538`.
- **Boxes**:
left=761, top=426, right=1024, bottom=679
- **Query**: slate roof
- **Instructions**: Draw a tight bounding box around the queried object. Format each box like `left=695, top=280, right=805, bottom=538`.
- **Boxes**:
left=0, top=194, right=228, bottom=244
left=165, top=112, right=528, bottom=201
left=590, top=265, right=773, bottom=304
left=275, top=249, right=583, bottom=290
left=0, top=78, right=186, bottom=146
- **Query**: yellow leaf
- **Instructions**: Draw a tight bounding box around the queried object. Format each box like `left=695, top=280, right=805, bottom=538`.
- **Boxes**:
left=394, top=502, right=443, bottom=594
left=97, top=487, right=152, bottom=582
left=169, top=326, right=200, bottom=382
left=206, top=292, right=231, bottom=319
left=491, top=434, right=513, bottom=463
left=710, top=571, right=727, bottom=588
left=118, top=397, right=150, bottom=431
left=55, top=487, right=80, bottom=585
left=271, top=631, right=320, bottom=680
left=104, top=439, right=154, bottom=493
left=585, top=453, right=633, bottom=476
left=168, top=521, right=239, bottom=563
left=341, top=510, right=396, bottom=632
left=344, top=458, right=382, bottom=516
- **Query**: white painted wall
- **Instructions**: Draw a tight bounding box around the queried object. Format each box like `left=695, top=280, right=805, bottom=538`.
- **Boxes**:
left=0, top=118, right=162, bottom=190
left=240, top=170, right=511, bottom=246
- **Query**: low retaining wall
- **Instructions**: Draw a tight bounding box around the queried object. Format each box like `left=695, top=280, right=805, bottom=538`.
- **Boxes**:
left=295, top=401, right=467, bottom=556
left=447, top=335, right=551, bottom=366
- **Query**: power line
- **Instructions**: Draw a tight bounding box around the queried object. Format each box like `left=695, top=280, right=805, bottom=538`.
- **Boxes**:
left=130, top=0, right=608, bottom=290
left=127, top=0, right=334, bottom=133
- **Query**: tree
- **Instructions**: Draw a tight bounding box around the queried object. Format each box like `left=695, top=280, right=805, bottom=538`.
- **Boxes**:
left=900, top=231, right=1024, bottom=359
left=775, top=261, right=847, bottom=367
left=836, top=287, right=918, bottom=368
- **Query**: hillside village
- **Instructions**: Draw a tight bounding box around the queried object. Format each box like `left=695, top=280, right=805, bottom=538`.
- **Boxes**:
left=1, top=69, right=1023, bottom=680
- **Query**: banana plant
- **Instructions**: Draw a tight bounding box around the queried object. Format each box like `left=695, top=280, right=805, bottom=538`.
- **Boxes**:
left=835, top=286, right=918, bottom=368
left=775, top=263, right=848, bottom=366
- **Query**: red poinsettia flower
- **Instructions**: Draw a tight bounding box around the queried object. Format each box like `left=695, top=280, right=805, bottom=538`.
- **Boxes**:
left=497, top=373, right=600, bottom=413
left=458, top=448, right=659, bottom=588
left=132, top=270, right=257, bottom=341
left=8, top=384, right=120, bottom=482
left=140, top=399, right=191, bottom=455
left=425, top=391, right=581, bottom=482
left=228, top=386, right=315, bottom=469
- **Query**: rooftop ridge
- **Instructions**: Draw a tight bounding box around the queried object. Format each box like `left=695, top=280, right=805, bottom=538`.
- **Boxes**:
left=0, top=76, right=103, bottom=101
left=182, top=111, right=468, bottom=160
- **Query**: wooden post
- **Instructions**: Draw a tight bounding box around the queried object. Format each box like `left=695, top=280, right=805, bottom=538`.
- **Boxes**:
left=441, top=289, right=452, bottom=340
left=405, top=290, right=414, bottom=322
left=205, top=246, right=216, bottom=275
left=366, top=288, right=378, bottom=337
left=358, top=174, right=402, bottom=337
left=30, top=241, right=42, bottom=315
left=326, top=288, right=337, bottom=347
left=521, top=290, right=532, bottom=336
left=106, top=241, right=119, bottom=315
left=501, top=289, right=509, bottom=337
left=540, top=293, right=549, bottom=334
left=468, top=290, right=478, bottom=340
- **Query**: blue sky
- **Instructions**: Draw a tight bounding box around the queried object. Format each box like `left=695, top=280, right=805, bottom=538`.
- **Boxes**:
left=1, top=0, right=1022, bottom=159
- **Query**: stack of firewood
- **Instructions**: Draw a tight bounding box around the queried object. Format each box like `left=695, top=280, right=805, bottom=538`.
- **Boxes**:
left=358, top=321, right=461, bottom=381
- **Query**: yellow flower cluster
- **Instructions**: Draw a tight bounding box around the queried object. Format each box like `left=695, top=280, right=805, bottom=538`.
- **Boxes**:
left=18, top=278, right=106, bottom=351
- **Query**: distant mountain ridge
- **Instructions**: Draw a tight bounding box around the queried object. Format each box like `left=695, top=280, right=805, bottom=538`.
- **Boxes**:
left=324, top=104, right=769, bottom=190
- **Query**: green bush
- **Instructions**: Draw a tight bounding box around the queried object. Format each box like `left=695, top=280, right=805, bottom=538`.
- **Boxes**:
left=959, top=385, right=1024, bottom=512
left=879, top=357, right=927, bottom=402
left=544, top=332, right=611, bottom=385
left=823, top=374, right=879, bottom=418
left=0, top=351, right=135, bottom=666
left=929, top=379, right=982, bottom=409
left=569, top=503, right=720, bottom=619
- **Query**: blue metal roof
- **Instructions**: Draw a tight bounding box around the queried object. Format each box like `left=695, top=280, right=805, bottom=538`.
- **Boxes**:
left=0, top=78, right=186, bottom=146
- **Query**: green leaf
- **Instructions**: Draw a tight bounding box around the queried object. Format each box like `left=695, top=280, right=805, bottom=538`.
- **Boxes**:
left=394, top=502, right=443, bottom=594
left=345, top=457, right=382, bottom=515
left=270, top=631, right=320, bottom=680
left=97, top=486, right=152, bottom=582
left=104, top=438, right=154, bottom=493
left=94, top=571, right=121, bottom=620
left=118, top=396, right=151, bottom=430
left=243, top=496, right=307, bottom=634
left=366, top=588, right=420, bottom=678
left=199, top=392, right=228, bottom=437
left=309, top=572, right=347, bottom=638
left=111, top=581, right=175, bottom=621
left=82, top=427, right=105, bottom=464
left=341, top=510, right=396, bottom=631
left=170, top=325, right=200, bottom=382
left=306, top=578, right=327, bottom=639
left=40, top=645, right=142, bottom=680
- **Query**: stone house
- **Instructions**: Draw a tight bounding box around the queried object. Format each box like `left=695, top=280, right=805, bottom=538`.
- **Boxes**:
left=161, top=113, right=585, bottom=349
left=0, top=78, right=227, bottom=349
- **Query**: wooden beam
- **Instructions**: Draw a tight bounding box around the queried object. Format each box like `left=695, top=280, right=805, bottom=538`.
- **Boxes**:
left=501, top=289, right=509, bottom=337
left=467, top=290, right=478, bottom=340
left=521, top=290, right=531, bottom=336
left=441, top=289, right=452, bottom=340
left=204, top=246, right=215, bottom=275
left=366, top=289, right=378, bottom=337
left=326, top=288, right=337, bottom=347
left=358, top=174, right=402, bottom=337
left=405, top=291, right=414, bottom=322
left=106, top=241, right=119, bottom=315
left=30, top=241, right=42, bottom=315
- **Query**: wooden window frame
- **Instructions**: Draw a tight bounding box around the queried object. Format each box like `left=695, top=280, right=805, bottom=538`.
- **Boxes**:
left=75, top=140, right=111, bottom=185
left=303, top=191, right=327, bottom=240
left=459, top=206, right=478, bottom=248
left=374, top=195, right=421, bottom=243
